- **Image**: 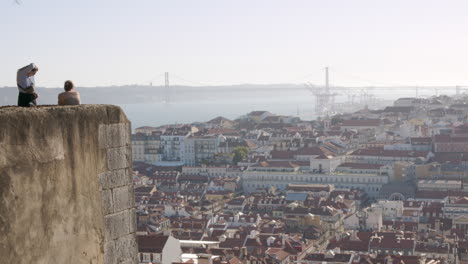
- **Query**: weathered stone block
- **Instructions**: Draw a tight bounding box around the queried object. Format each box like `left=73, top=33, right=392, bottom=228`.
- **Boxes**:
left=104, top=210, right=132, bottom=241
left=107, top=123, right=130, bottom=148
left=107, top=147, right=131, bottom=170
left=98, top=124, right=109, bottom=149
left=107, top=106, right=128, bottom=124
left=127, top=208, right=137, bottom=234
left=103, top=240, right=116, bottom=264
left=112, top=185, right=134, bottom=213
left=0, top=105, right=135, bottom=264
left=99, top=123, right=131, bottom=149
left=101, top=189, right=113, bottom=215
left=119, top=259, right=138, bottom=264
left=99, top=168, right=132, bottom=190
left=115, top=234, right=138, bottom=263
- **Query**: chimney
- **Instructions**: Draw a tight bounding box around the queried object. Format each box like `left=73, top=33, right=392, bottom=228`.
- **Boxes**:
left=234, top=213, right=240, bottom=222
left=241, top=246, right=248, bottom=257
left=282, top=234, right=289, bottom=245
left=385, top=256, right=393, bottom=264
left=351, top=230, right=360, bottom=241
left=267, top=236, right=276, bottom=247
left=435, top=219, right=440, bottom=232
left=419, top=254, right=427, bottom=264
left=250, top=230, right=258, bottom=239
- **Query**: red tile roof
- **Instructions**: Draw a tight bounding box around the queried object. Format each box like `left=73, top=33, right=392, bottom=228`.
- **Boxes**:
left=251, top=161, right=299, bottom=169
left=287, top=184, right=331, bottom=193
left=137, top=235, right=169, bottom=253
left=342, top=119, right=381, bottom=127
left=270, top=150, right=295, bottom=159
left=415, top=190, right=468, bottom=199
left=369, top=235, right=415, bottom=250
left=383, top=106, right=414, bottom=113
left=350, top=148, right=428, bottom=158
left=295, top=147, right=334, bottom=156
left=206, top=116, right=233, bottom=124
left=339, top=163, right=383, bottom=170
left=303, top=253, right=352, bottom=262
left=410, top=137, right=432, bottom=144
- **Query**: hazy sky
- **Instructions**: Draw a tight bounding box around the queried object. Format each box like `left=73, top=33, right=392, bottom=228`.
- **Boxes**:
left=1, top=0, right=468, bottom=87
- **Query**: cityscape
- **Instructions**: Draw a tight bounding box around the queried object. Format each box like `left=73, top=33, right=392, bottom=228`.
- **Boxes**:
left=131, top=94, right=468, bottom=264
left=2, top=1, right=468, bottom=264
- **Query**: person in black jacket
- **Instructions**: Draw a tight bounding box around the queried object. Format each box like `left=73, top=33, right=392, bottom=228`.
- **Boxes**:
left=17, top=63, right=39, bottom=107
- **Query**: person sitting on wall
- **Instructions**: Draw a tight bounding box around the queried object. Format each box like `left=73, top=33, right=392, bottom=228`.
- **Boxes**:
left=58, top=80, right=81, bottom=105
left=17, top=63, right=39, bottom=107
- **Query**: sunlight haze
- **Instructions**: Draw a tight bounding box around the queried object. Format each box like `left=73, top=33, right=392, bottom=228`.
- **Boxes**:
left=1, top=0, right=467, bottom=87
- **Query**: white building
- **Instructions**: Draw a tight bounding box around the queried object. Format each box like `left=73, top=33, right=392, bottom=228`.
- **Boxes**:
left=182, top=165, right=229, bottom=177
left=160, top=127, right=192, bottom=162
left=138, top=235, right=182, bottom=264
left=310, top=155, right=343, bottom=174
left=341, top=119, right=383, bottom=132
left=132, top=134, right=162, bottom=163
left=135, top=126, right=160, bottom=135
left=335, top=163, right=384, bottom=175
left=164, top=205, right=192, bottom=218
left=443, top=197, right=468, bottom=218
left=344, top=205, right=383, bottom=231
left=242, top=170, right=387, bottom=198
left=184, top=135, right=222, bottom=165
left=374, top=200, right=403, bottom=220
left=417, top=180, right=462, bottom=191
left=347, top=148, right=430, bottom=165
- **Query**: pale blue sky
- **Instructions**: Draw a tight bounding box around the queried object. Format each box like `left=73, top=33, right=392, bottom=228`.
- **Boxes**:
left=1, top=0, right=468, bottom=87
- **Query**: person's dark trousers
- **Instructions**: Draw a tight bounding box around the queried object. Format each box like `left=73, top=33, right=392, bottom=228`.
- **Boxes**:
left=17, top=92, right=37, bottom=107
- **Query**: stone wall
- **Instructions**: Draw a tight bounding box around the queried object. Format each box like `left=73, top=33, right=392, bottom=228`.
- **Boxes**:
left=0, top=105, right=137, bottom=264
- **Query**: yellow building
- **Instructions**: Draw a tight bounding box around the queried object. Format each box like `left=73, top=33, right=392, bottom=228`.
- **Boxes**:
left=205, top=190, right=234, bottom=201
left=393, top=161, right=412, bottom=181
left=415, top=163, right=437, bottom=179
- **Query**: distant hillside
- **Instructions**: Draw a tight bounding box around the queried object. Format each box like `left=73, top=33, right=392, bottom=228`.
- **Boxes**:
left=0, top=84, right=308, bottom=105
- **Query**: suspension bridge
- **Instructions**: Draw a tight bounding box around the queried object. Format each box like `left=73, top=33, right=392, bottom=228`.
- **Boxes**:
left=146, top=69, right=468, bottom=116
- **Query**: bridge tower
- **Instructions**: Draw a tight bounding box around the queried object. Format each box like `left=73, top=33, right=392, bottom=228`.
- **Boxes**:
left=164, top=72, right=170, bottom=103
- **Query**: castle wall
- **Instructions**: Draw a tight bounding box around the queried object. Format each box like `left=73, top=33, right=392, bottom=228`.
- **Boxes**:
left=0, top=105, right=137, bottom=264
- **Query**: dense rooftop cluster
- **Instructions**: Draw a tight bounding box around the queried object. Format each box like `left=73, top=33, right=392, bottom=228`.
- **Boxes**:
left=132, top=94, right=468, bottom=264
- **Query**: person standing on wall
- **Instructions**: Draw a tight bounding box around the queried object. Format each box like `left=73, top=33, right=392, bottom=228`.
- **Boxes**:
left=17, top=63, right=39, bottom=107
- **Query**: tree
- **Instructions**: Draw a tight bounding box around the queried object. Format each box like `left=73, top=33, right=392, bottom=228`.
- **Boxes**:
left=232, top=146, right=249, bottom=164
left=331, top=116, right=344, bottom=125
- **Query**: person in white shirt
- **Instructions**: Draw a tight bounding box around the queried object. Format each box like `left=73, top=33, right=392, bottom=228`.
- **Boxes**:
left=17, top=63, right=39, bottom=107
